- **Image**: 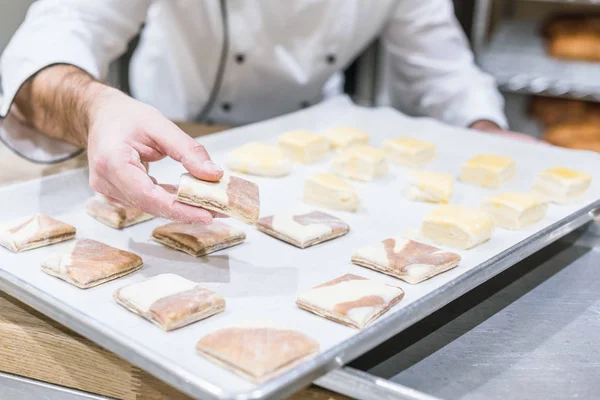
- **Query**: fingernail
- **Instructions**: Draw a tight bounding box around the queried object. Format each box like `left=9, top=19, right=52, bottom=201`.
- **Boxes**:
left=203, top=160, right=223, bottom=173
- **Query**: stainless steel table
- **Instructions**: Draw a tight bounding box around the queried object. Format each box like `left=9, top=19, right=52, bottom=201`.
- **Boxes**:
left=350, top=224, right=600, bottom=400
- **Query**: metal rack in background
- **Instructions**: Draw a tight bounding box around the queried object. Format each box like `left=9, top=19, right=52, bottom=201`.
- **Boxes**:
left=473, top=0, right=600, bottom=102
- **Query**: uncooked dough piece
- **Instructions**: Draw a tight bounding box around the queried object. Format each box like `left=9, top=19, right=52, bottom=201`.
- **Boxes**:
left=114, top=274, right=225, bottom=331
left=405, top=170, right=453, bottom=204
left=256, top=210, right=349, bottom=248
left=196, top=321, right=319, bottom=382
left=532, top=166, right=592, bottom=204
left=422, top=205, right=494, bottom=250
left=86, top=194, right=154, bottom=229
left=296, top=274, right=404, bottom=329
left=459, top=154, right=516, bottom=188
left=177, top=173, right=260, bottom=224
left=322, top=126, right=369, bottom=149
left=303, top=173, right=360, bottom=212
left=0, top=214, right=75, bottom=253
left=225, top=142, right=293, bottom=177
left=352, top=237, right=461, bottom=284
left=41, top=239, right=143, bottom=289
left=152, top=221, right=246, bottom=256
left=482, top=192, right=548, bottom=230
left=331, top=145, right=388, bottom=181
left=382, top=137, right=436, bottom=166
left=277, top=130, right=330, bottom=163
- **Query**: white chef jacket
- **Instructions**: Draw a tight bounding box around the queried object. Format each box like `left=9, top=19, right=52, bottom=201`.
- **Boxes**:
left=0, top=0, right=507, bottom=163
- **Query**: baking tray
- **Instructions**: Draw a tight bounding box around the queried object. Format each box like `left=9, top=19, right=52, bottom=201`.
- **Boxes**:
left=1, top=96, right=599, bottom=400
left=479, top=20, right=600, bottom=101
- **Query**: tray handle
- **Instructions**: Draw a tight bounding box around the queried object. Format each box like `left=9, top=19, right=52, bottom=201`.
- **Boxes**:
left=315, top=366, right=442, bottom=400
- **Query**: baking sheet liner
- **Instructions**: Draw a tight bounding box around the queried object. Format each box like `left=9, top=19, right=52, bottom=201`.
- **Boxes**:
left=1, top=96, right=599, bottom=399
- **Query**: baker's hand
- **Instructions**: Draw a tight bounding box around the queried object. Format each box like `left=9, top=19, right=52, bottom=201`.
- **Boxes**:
left=470, top=120, right=542, bottom=143
left=86, top=86, right=223, bottom=224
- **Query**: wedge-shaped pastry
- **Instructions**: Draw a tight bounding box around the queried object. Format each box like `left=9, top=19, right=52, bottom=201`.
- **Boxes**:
left=41, top=239, right=142, bottom=289
left=177, top=173, right=260, bottom=224
left=482, top=192, right=548, bottom=230
left=0, top=214, right=75, bottom=253
left=459, top=154, right=516, bottom=188
left=277, top=130, right=330, bottom=163
left=196, top=321, right=319, bottom=382
left=332, top=145, right=388, bottom=182
left=303, top=173, right=359, bottom=212
left=114, top=274, right=225, bottom=331
left=382, top=137, right=436, bottom=166
left=296, top=274, right=404, bottom=329
left=532, top=166, right=592, bottom=204
left=86, top=194, right=153, bottom=229
left=323, top=126, right=369, bottom=149
left=405, top=170, right=453, bottom=204
left=352, top=238, right=461, bottom=284
left=256, top=210, right=349, bottom=248
left=152, top=221, right=246, bottom=256
left=422, top=205, right=494, bottom=250
left=225, top=142, right=293, bottom=177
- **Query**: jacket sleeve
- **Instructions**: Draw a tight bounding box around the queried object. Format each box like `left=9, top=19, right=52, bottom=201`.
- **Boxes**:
left=0, top=0, right=153, bottom=162
left=382, top=0, right=507, bottom=129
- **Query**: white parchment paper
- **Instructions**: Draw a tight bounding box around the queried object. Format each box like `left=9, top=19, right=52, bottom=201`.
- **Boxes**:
left=1, top=96, right=599, bottom=397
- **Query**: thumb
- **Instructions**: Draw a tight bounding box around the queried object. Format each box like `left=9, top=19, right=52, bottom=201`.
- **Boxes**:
left=150, top=117, right=224, bottom=181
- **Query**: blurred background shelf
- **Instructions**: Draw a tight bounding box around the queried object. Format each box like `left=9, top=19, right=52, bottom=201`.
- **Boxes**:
left=479, top=20, right=600, bottom=101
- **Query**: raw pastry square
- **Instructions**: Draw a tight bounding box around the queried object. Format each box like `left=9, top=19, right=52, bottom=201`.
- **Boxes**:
left=405, top=170, right=453, bottom=204
left=422, top=205, right=494, bottom=250
left=114, top=274, right=225, bottom=331
left=225, top=142, right=292, bottom=177
left=352, top=237, right=461, bottom=284
left=86, top=194, right=154, bottom=229
left=532, top=166, right=592, bottom=204
left=482, top=192, right=548, bottom=230
left=177, top=173, right=260, bottom=224
left=196, top=321, right=319, bottom=382
left=459, top=154, right=516, bottom=188
left=152, top=221, right=246, bottom=256
left=382, top=137, right=436, bottom=166
left=322, top=126, right=369, bottom=149
left=256, top=210, right=349, bottom=248
left=41, top=239, right=143, bottom=289
left=0, top=214, right=75, bottom=253
left=277, top=130, right=330, bottom=163
left=296, top=274, right=404, bottom=329
left=303, top=173, right=359, bottom=212
left=332, top=145, right=388, bottom=181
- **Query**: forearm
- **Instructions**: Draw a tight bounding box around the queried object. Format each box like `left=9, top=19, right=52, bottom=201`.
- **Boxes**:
left=13, top=65, right=109, bottom=148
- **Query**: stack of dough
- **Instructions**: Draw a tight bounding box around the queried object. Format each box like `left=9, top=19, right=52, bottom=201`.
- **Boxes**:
left=322, top=126, right=369, bottom=149
left=303, top=173, right=360, bottom=212
left=422, top=205, right=494, bottom=250
left=225, top=142, right=293, bottom=177
left=482, top=192, right=548, bottom=230
left=533, top=166, right=592, bottom=204
left=460, top=154, right=516, bottom=188
left=331, top=145, right=388, bottom=181
left=382, top=137, right=436, bottom=166
left=278, top=130, right=330, bottom=163
left=405, top=170, right=453, bottom=204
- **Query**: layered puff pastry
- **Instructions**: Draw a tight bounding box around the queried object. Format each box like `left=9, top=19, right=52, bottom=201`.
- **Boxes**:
left=256, top=210, right=349, bottom=249
left=152, top=221, right=246, bottom=257
left=114, top=274, right=225, bottom=331
left=86, top=194, right=154, bottom=229
left=422, top=205, right=495, bottom=250
left=303, top=173, right=360, bottom=212
left=352, top=237, right=461, bottom=284
left=41, top=239, right=142, bottom=289
left=0, top=214, right=75, bottom=253
left=277, top=130, right=330, bottom=163
left=459, top=154, right=516, bottom=188
left=296, top=274, right=404, bottom=329
left=532, top=166, right=592, bottom=204
left=196, top=321, right=319, bottom=382
left=482, top=192, right=548, bottom=230
left=405, top=170, right=453, bottom=204
left=382, top=137, right=436, bottom=166
left=331, top=145, right=388, bottom=182
left=177, top=173, right=260, bottom=224
left=225, top=142, right=293, bottom=177
left=322, top=126, right=369, bottom=149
